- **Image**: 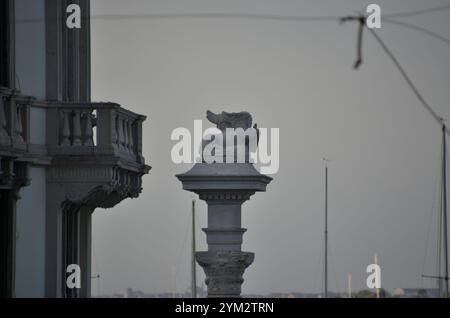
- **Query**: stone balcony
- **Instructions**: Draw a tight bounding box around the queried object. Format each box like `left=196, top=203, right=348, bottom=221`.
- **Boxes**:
left=0, top=87, right=32, bottom=155
left=1, top=86, right=151, bottom=298
left=0, top=86, right=150, bottom=204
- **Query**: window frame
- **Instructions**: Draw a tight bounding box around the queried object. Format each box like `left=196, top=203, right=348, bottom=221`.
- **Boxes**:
left=0, top=0, right=15, bottom=90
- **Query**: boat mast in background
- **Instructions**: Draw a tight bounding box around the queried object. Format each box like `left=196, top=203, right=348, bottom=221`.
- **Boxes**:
left=323, top=158, right=329, bottom=298
left=422, top=124, right=449, bottom=298
left=374, top=254, right=380, bottom=298
left=442, top=124, right=449, bottom=298
left=191, top=199, right=197, bottom=298
left=347, top=273, right=352, bottom=298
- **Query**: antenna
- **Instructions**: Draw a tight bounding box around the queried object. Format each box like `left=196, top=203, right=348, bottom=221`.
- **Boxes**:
left=171, top=265, right=177, bottom=297
left=91, top=274, right=101, bottom=297
left=374, top=254, right=380, bottom=298
left=191, top=199, right=197, bottom=298
left=442, top=124, right=449, bottom=298
left=348, top=273, right=352, bottom=298
left=323, top=158, right=329, bottom=298
left=423, top=124, right=449, bottom=298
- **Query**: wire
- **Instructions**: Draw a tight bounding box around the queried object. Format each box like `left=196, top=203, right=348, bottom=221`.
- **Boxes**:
left=353, top=17, right=365, bottom=69
left=383, top=18, right=450, bottom=46
left=93, top=13, right=342, bottom=22
left=14, top=4, right=450, bottom=24
left=15, top=13, right=342, bottom=24
left=384, top=4, right=450, bottom=18
left=366, top=27, right=450, bottom=136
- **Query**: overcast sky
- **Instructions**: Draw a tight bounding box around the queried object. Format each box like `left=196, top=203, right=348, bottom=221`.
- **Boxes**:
left=89, top=0, right=450, bottom=296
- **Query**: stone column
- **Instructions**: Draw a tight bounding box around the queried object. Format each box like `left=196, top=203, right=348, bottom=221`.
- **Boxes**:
left=177, top=111, right=272, bottom=297
left=0, top=160, right=30, bottom=298
left=198, top=190, right=253, bottom=297
left=177, top=163, right=272, bottom=297
left=45, top=164, right=148, bottom=298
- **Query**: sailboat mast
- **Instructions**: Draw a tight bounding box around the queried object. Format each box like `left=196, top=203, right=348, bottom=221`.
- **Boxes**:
left=374, top=254, right=380, bottom=298
left=348, top=273, right=352, bottom=298
left=191, top=199, right=197, bottom=298
left=422, top=125, right=449, bottom=297
left=324, top=162, right=328, bottom=298
left=442, top=124, right=449, bottom=298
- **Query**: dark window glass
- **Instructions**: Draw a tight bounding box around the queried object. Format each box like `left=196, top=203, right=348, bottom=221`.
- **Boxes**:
left=0, top=0, right=10, bottom=87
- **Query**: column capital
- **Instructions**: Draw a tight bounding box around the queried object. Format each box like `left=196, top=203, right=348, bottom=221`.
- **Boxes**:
left=196, top=251, right=254, bottom=298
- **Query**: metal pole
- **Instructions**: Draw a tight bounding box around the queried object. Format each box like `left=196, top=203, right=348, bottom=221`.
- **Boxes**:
left=442, top=125, right=449, bottom=298
left=348, top=273, right=352, bottom=298
left=191, top=199, right=197, bottom=298
left=325, top=165, right=328, bottom=298
left=374, top=254, right=380, bottom=298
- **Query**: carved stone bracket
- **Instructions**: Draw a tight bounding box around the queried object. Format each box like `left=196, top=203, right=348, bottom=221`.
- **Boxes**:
left=46, top=162, right=149, bottom=298
left=48, top=165, right=147, bottom=211
left=0, top=157, right=31, bottom=196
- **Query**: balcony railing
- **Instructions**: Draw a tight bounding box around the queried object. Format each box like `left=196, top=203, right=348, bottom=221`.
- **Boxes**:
left=0, top=87, right=31, bottom=151
left=0, top=88, right=147, bottom=169
left=48, top=102, right=146, bottom=166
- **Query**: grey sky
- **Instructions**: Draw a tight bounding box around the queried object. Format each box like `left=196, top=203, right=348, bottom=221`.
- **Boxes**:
left=90, top=0, right=450, bottom=296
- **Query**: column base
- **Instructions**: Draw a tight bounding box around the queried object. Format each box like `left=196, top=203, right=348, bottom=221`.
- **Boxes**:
left=196, top=251, right=254, bottom=298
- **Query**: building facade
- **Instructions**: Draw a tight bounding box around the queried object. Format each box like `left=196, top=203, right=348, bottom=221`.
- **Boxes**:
left=0, top=0, right=150, bottom=297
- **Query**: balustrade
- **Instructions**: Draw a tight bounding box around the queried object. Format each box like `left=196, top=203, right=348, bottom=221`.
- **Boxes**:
left=0, top=88, right=146, bottom=167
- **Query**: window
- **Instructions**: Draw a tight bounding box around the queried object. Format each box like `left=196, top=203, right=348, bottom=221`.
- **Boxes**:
left=0, top=0, right=11, bottom=88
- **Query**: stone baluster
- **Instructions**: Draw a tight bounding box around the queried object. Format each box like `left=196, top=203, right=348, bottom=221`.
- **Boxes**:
left=61, top=110, right=71, bottom=146
left=123, top=118, right=130, bottom=152
left=127, top=120, right=134, bottom=153
left=135, top=116, right=145, bottom=164
left=72, top=110, right=82, bottom=146
left=130, top=122, right=135, bottom=153
left=124, top=171, right=129, bottom=188
left=112, top=167, right=119, bottom=185
left=14, top=105, right=24, bottom=143
left=83, top=112, right=94, bottom=146
left=117, top=169, right=123, bottom=184
left=112, top=113, right=118, bottom=147
left=0, top=96, right=8, bottom=139
left=118, top=116, right=125, bottom=151
left=96, top=106, right=116, bottom=154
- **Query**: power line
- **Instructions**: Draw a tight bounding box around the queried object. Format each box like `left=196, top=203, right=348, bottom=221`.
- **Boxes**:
left=384, top=4, right=450, bottom=18
left=14, top=13, right=342, bottom=24
left=14, top=4, right=450, bottom=23
left=366, top=27, right=450, bottom=136
left=89, top=5, right=450, bottom=21
left=92, top=13, right=341, bottom=22
left=383, top=18, right=450, bottom=46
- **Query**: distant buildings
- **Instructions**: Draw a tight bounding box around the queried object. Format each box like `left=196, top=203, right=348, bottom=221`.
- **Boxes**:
left=93, top=287, right=443, bottom=298
left=94, top=286, right=207, bottom=298
left=393, top=288, right=440, bottom=298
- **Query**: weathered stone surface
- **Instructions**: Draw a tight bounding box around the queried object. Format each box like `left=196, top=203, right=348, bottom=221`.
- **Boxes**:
left=178, top=163, right=271, bottom=192
left=196, top=251, right=254, bottom=297
left=177, top=111, right=272, bottom=298
left=206, top=111, right=254, bottom=131
left=203, top=111, right=259, bottom=164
